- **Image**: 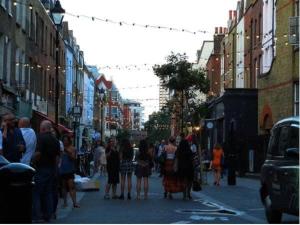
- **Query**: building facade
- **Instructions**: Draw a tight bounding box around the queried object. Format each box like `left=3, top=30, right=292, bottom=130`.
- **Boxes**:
left=258, top=0, right=299, bottom=136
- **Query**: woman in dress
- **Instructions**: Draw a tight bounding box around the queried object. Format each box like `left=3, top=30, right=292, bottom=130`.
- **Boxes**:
left=119, top=139, right=134, bottom=200
left=135, top=139, right=152, bottom=200
left=60, top=135, right=80, bottom=208
left=210, top=143, right=224, bottom=186
left=162, top=137, right=178, bottom=199
left=176, top=139, right=194, bottom=200
left=104, top=138, right=120, bottom=199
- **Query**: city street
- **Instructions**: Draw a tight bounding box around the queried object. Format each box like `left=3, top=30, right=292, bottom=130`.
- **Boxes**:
left=55, top=172, right=299, bottom=224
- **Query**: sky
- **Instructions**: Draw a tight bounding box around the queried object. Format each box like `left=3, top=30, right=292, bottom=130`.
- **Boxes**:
left=61, top=0, right=238, bottom=121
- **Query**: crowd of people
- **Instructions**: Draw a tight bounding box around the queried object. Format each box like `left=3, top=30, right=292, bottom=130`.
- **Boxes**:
left=0, top=112, right=225, bottom=223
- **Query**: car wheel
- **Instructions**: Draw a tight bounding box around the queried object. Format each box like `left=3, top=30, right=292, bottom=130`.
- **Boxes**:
left=264, top=195, right=282, bottom=224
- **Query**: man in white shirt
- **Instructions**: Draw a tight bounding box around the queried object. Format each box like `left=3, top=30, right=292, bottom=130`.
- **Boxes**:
left=19, top=117, right=37, bottom=165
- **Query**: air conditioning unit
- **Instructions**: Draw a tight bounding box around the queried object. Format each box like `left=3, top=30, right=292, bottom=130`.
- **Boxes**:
left=289, top=16, right=299, bottom=45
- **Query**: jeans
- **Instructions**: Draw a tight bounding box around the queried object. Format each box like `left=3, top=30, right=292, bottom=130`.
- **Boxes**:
left=32, top=167, right=56, bottom=221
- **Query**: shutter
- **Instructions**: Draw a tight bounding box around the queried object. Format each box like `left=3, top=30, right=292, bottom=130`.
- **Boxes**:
left=289, top=17, right=299, bottom=45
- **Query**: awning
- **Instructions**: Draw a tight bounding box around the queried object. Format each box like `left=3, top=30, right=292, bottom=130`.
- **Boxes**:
left=33, top=111, right=74, bottom=136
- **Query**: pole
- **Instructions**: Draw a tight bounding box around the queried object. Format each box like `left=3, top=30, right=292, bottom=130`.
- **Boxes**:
left=100, top=101, right=103, bottom=142
left=55, top=29, right=59, bottom=126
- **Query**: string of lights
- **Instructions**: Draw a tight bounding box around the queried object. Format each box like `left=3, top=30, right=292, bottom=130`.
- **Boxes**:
left=11, top=0, right=296, bottom=38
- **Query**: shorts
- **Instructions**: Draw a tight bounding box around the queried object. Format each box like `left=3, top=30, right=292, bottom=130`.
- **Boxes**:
left=135, top=165, right=151, bottom=178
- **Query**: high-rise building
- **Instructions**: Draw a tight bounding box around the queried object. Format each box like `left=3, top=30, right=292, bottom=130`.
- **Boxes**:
left=159, top=79, right=169, bottom=110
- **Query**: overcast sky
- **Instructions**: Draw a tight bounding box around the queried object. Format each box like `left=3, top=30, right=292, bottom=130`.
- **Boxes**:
left=61, top=0, right=238, bottom=120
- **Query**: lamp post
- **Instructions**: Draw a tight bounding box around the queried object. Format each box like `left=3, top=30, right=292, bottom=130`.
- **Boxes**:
left=50, top=0, right=65, bottom=126
left=99, top=88, right=105, bottom=142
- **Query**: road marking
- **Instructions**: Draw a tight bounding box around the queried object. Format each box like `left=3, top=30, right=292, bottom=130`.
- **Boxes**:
left=172, top=221, right=191, bottom=224
left=190, top=215, right=229, bottom=221
left=248, top=208, right=264, bottom=211
left=193, top=192, right=266, bottom=223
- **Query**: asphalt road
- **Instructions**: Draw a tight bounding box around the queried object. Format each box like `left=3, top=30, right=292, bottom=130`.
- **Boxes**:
left=54, top=171, right=299, bottom=224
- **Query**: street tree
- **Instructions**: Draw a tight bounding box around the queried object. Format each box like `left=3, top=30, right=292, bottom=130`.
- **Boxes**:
left=153, top=52, right=210, bottom=131
left=144, top=110, right=171, bottom=144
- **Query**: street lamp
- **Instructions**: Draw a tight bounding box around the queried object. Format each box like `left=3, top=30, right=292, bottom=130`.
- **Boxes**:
left=99, top=88, right=105, bottom=141
left=50, top=0, right=65, bottom=126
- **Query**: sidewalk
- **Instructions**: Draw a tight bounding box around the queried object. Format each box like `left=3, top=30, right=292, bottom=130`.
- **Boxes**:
left=56, top=174, right=99, bottom=221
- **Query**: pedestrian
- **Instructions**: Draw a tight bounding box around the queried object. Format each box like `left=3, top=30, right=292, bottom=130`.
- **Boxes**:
left=59, top=135, right=80, bottom=208
left=119, top=138, right=134, bottom=200
left=148, top=143, right=155, bottom=173
left=162, top=137, right=180, bottom=199
left=99, top=141, right=107, bottom=176
left=1, top=112, right=26, bottom=162
left=176, top=139, right=194, bottom=200
left=154, top=141, right=160, bottom=172
left=31, top=120, right=61, bottom=222
left=50, top=127, right=63, bottom=220
left=135, top=139, right=152, bottom=200
left=93, top=140, right=102, bottom=175
left=18, top=117, right=37, bottom=165
left=104, top=138, right=120, bottom=199
left=157, top=139, right=166, bottom=177
left=210, top=143, right=224, bottom=186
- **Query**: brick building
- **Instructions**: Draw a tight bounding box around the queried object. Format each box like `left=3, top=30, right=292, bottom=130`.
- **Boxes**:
left=244, top=0, right=263, bottom=88
left=258, top=0, right=299, bottom=136
left=206, top=27, right=225, bottom=97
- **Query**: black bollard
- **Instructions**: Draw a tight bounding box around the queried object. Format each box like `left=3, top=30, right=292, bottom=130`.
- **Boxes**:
left=0, top=163, right=35, bottom=223
left=227, top=154, right=236, bottom=185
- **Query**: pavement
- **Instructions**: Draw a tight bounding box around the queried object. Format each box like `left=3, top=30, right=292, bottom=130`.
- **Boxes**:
left=54, top=171, right=299, bottom=224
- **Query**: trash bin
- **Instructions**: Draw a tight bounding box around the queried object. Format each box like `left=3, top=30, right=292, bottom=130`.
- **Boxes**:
left=0, top=162, right=35, bottom=223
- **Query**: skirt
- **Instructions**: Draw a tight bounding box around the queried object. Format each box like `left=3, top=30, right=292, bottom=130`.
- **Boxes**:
left=120, top=160, right=135, bottom=175
left=163, top=160, right=184, bottom=193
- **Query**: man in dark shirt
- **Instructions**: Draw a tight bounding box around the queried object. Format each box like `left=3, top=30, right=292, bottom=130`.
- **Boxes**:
left=1, top=113, right=26, bottom=162
left=32, top=120, right=60, bottom=222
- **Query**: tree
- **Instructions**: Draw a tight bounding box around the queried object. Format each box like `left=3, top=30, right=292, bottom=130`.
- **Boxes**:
left=144, top=111, right=171, bottom=144
left=153, top=52, right=210, bottom=132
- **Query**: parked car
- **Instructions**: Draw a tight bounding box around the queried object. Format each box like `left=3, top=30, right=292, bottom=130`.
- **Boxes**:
left=260, top=116, right=299, bottom=223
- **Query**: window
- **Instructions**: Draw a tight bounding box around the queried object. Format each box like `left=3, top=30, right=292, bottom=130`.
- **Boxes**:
left=16, top=1, right=21, bottom=25
left=278, top=126, right=290, bottom=155
left=290, top=126, right=299, bottom=149
left=6, top=39, right=11, bottom=85
left=295, top=0, right=299, bottom=16
left=50, top=33, right=52, bottom=56
left=34, top=12, right=38, bottom=43
left=294, top=82, right=299, bottom=116
left=1, top=0, right=12, bottom=14
left=268, top=126, right=281, bottom=155
left=21, top=1, right=26, bottom=30
left=15, top=48, right=20, bottom=83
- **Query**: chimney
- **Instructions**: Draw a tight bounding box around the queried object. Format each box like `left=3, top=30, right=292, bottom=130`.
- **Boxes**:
left=215, top=27, right=218, bottom=34
left=219, top=27, right=223, bottom=34
left=233, top=10, right=237, bottom=21
left=229, top=10, right=233, bottom=20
